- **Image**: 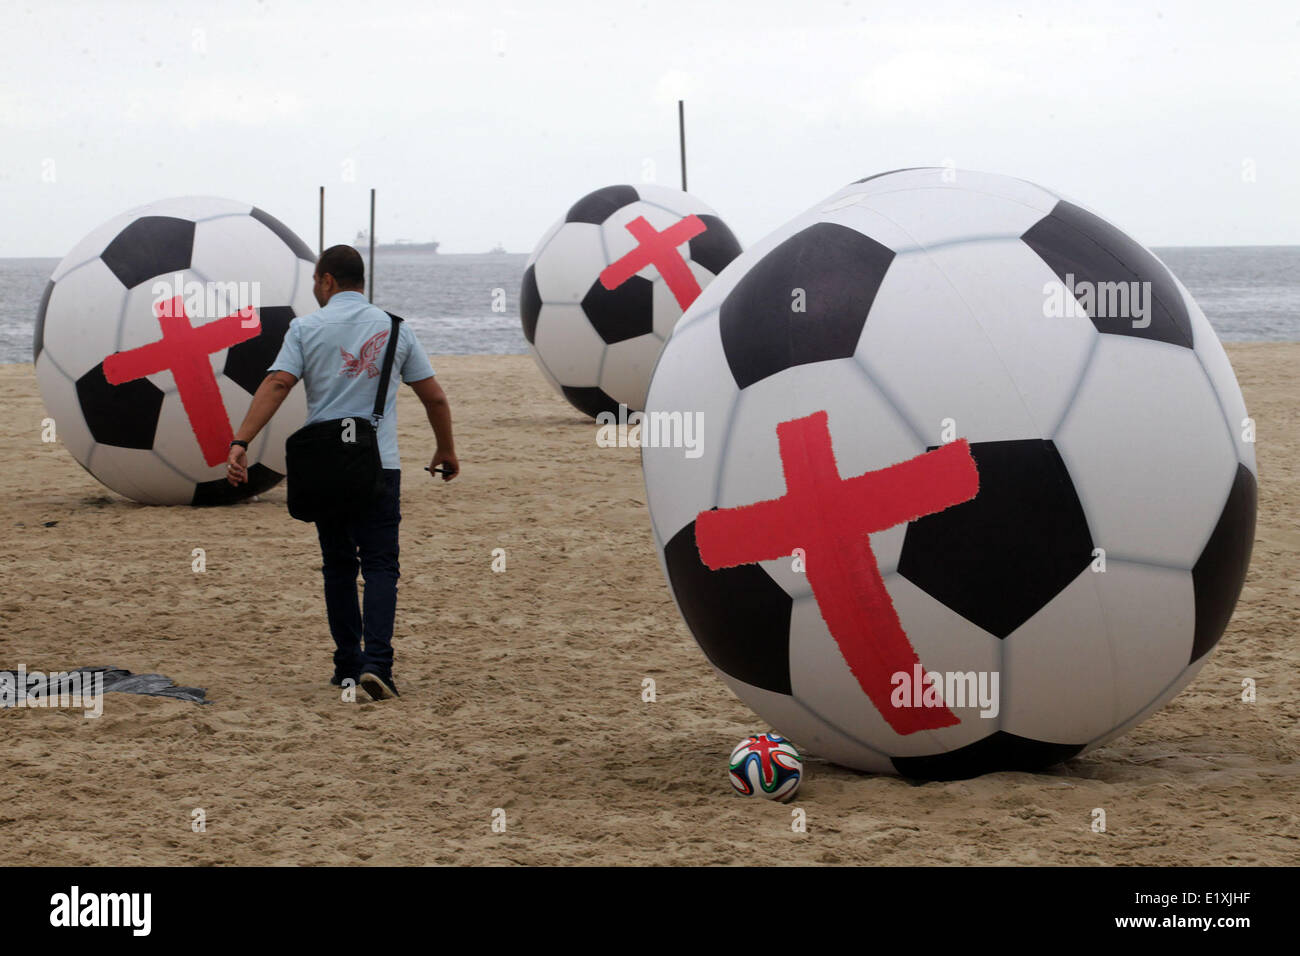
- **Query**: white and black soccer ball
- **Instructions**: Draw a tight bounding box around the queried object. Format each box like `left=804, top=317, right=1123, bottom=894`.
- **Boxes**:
left=34, top=196, right=315, bottom=505
left=520, top=184, right=741, bottom=419
left=643, top=168, right=1257, bottom=780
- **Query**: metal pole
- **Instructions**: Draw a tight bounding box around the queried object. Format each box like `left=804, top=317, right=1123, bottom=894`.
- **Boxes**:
left=368, top=188, right=376, bottom=302
left=318, top=186, right=324, bottom=256
left=678, top=99, right=687, bottom=192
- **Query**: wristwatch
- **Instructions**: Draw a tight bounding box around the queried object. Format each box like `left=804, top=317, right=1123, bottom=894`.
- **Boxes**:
left=229, top=439, right=249, bottom=449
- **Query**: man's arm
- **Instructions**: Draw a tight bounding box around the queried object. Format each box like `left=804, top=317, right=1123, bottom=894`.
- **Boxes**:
left=408, top=375, right=459, bottom=481
left=234, top=370, right=298, bottom=443
left=225, top=370, right=298, bottom=485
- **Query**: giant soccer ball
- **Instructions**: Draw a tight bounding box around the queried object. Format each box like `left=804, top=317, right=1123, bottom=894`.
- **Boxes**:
left=520, top=184, right=741, bottom=419
left=643, top=168, right=1256, bottom=780
left=35, top=196, right=316, bottom=505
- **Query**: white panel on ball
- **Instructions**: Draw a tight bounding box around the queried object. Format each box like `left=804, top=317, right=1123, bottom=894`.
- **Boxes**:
left=532, top=304, right=604, bottom=386
left=191, top=216, right=299, bottom=308
left=857, top=184, right=1053, bottom=247
left=532, top=223, right=605, bottom=304
left=85, top=443, right=197, bottom=505
left=600, top=333, right=663, bottom=411
left=1055, top=336, right=1239, bottom=567
left=921, top=240, right=1099, bottom=439
left=34, top=354, right=95, bottom=464
left=1000, top=569, right=1117, bottom=743
left=40, top=260, right=128, bottom=379
left=640, top=317, right=738, bottom=545
left=1094, top=561, right=1197, bottom=719
left=856, top=250, right=1043, bottom=445
left=1180, top=281, right=1257, bottom=475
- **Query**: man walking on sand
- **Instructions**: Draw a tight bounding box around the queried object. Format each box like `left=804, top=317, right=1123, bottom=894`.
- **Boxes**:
left=224, top=244, right=458, bottom=701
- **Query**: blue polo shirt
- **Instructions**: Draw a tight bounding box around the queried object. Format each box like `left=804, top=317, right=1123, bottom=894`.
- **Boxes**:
left=268, top=291, right=436, bottom=469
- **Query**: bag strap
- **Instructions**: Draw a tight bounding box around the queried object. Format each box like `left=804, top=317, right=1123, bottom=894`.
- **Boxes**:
left=371, top=312, right=403, bottom=424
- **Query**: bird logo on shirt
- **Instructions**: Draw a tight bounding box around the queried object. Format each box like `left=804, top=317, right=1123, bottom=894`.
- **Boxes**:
left=339, top=329, right=390, bottom=378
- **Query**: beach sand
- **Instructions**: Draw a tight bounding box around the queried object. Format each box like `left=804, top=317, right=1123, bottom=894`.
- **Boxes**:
left=1, top=345, right=1296, bottom=866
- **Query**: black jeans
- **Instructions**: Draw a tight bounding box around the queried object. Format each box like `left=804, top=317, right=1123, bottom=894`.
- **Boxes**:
left=315, top=468, right=401, bottom=680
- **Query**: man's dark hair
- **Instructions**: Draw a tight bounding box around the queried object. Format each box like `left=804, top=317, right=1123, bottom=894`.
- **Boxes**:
left=315, top=245, right=365, bottom=289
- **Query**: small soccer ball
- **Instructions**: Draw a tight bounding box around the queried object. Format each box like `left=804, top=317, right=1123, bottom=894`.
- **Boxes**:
left=729, top=733, right=803, bottom=801
left=34, top=196, right=316, bottom=505
left=645, top=168, right=1256, bottom=780
left=520, top=183, right=741, bottom=419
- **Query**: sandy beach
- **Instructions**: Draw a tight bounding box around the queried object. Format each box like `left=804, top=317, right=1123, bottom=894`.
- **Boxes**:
left=0, top=345, right=1296, bottom=866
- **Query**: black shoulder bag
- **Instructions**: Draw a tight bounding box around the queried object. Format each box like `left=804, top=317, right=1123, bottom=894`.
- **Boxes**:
left=284, top=313, right=402, bottom=523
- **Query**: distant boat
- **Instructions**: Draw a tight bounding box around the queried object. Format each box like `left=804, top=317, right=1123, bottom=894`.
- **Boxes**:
left=352, top=230, right=440, bottom=253
left=488, top=243, right=507, bottom=254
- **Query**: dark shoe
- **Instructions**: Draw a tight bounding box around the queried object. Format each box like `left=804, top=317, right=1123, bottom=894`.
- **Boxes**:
left=359, top=671, right=400, bottom=700
left=330, top=671, right=360, bottom=687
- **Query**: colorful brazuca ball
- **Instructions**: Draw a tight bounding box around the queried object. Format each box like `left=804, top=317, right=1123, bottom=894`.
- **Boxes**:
left=520, top=184, right=741, bottom=419
left=34, top=196, right=316, bottom=505
left=729, top=733, right=802, bottom=801
left=643, top=168, right=1257, bottom=780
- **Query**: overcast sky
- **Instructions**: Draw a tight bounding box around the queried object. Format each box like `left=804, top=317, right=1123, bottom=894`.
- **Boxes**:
left=2, top=0, right=1297, bottom=257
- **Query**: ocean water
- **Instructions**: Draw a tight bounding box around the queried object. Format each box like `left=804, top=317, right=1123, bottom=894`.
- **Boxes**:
left=2, top=246, right=1297, bottom=365
left=1, top=251, right=532, bottom=365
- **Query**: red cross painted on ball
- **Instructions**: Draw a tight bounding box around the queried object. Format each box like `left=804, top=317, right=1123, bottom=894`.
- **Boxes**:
left=598, top=214, right=706, bottom=310
left=102, top=296, right=261, bottom=467
left=694, top=410, right=980, bottom=735
left=740, top=735, right=786, bottom=785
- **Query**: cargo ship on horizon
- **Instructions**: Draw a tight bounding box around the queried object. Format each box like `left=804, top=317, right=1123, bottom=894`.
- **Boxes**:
left=352, top=230, right=440, bottom=253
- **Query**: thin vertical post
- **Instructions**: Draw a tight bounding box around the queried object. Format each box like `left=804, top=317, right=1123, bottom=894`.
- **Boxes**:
left=318, top=186, right=324, bottom=256
left=678, top=99, right=687, bottom=192
left=368, top=188, right=376, bottom=302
